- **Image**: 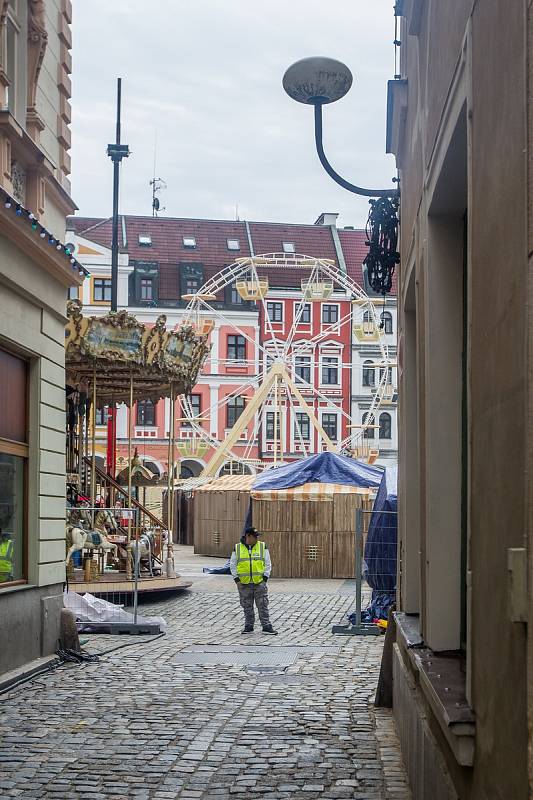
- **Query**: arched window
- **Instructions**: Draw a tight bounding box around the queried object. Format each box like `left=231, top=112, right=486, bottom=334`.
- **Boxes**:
left=379, top=412, right=392, bottom=439
left=363, top=412, right=375, bottom=439
left=363, top=310, right=372, bottom=323
left=220, top=461, right=252, bottom=476
left=362, top=360, right=375, bottom=387
left=380, top=311, right=393, bottom=334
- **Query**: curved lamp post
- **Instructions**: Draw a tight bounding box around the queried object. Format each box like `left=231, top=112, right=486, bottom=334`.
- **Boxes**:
left=282, top=57, right=398, bottom=199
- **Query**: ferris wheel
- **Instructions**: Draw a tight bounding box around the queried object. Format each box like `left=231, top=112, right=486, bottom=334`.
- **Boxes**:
left=179, top=254, right=394, bottom=477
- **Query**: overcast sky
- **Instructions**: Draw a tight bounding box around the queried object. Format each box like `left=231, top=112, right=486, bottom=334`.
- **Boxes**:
left=71, top=1, right=396, bottom=229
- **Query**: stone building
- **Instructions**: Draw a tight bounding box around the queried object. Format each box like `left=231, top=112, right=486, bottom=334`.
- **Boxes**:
left=0, top=0, right=82, bottom=676
left=388, top=0, right=532, bottom=797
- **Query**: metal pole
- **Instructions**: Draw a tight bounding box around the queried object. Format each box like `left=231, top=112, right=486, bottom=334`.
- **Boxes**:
left=355, top=508, right=363, bottom=628
left=133, top=535, right=139, bottom=624
left=126, top=372, right=133, bottom=580
left=165, top=383, right=176, bottom=577
left=111, top=78, right=122, bottom=313
left=91, top=364, right=97, bottom=522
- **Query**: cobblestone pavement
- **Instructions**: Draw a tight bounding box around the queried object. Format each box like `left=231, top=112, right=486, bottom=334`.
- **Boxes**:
left=0, top=552, right=411, bottom=800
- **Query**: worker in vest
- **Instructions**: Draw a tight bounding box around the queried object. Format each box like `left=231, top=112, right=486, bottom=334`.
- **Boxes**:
left=230, top=526, right=277, bottom=635
left=0, top=531, right=14, bottom=583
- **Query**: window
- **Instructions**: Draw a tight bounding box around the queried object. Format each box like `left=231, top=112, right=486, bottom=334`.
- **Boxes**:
left=67, top=286, right=79, bottom=300
left=180, top=264, right=203, bottom=297
left=363, top=310, right=372, bottom=324
left=93, top=278, right=112, bottom=302
left=363, top=412, right=375, bottom=439
left=183, top=394, right=201, bottom=426
left=136, top=400, right=155, bottom=427
left=295, top=354, right=311, bottom=385
left=322, top=304, right=339, bottom=325
left=363, top=360, right=375, bottom=387
left=220, top=461, right=251, bottom=476
left=294, top=303, right=311, bottom=325
left=379, top=412, right=392, bottom=439
left=227, top=396, right=245, bottom=428
left=227, top=239, right=240, bottom=251
left=228, top=283, right=244, bottom=305
left=227, top=335, right=246, bottom=361
left=265, top=411, right=281, bottom=440
left=294, top=413, right=310, bottom=440
left=321, top=356, right=339, bottom=385
left=138, top=234, right=152, bottom=246
left=381, top=311, right=393, bottom=334
left=283, top=242, right=295, bottom=253
left=0, top=348, right=27, bottom=585
left=266, top=302, right=283, bottom=322
left=95, top=407, right=108, bottom=426
left=379, top=366, right=393, bottom=384
left=183, top=236, right=197, bottom=249
left=322, top=413, right=338, bottom=441
left=6, top=18, right=16, bottom=116
left=140, top=278, right=154, bottom=301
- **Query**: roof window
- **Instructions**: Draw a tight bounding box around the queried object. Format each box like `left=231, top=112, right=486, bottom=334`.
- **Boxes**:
left=138, top=234, right=152, bottom=246
left=283, top=241, right=296, bottom=253
left=227, top=238, right=240, bottom=251
left=183, top=236, right=197, bottom=249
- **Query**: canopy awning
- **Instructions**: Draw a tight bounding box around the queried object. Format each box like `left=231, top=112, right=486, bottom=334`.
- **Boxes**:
left=251, top=481, right=373, bottom=502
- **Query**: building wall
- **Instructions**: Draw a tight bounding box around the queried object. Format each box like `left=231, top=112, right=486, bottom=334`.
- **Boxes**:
left=391, top=1, right=529, bottom=797
left=0, top=238, right=71, bottom=674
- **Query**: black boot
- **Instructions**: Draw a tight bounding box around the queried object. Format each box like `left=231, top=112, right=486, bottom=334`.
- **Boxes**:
left=262, top=624, right=278, bottom=635
left=242, top=625, right=254, bottom=634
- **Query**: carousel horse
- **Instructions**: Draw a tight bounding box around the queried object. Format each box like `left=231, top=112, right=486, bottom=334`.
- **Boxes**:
left=65, top=507, right=118, bottom=566
left=130, top=529, right=161, bottom=577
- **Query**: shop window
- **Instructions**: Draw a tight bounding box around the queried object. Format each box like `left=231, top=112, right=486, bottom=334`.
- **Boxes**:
left=0, top=348, right=28, bottom=585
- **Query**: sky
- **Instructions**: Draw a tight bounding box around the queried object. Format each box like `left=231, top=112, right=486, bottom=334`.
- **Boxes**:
left=70, top=1, right=396, bottom=229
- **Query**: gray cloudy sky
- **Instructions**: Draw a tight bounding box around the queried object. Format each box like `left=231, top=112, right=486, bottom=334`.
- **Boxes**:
left=71, top=1, right=396, bottom=229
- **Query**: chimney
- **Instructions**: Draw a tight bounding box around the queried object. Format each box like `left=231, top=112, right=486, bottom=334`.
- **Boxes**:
left=314, top=212, right=339, bottom=227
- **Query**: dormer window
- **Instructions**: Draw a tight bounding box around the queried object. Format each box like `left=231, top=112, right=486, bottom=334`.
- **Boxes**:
left=183, top=236, right=197, bottom=249
left=283, top=241, right=295, bottom=253
left=138, top=234, right=152, bottom=246
left=227, top=239, right=240, bottom=251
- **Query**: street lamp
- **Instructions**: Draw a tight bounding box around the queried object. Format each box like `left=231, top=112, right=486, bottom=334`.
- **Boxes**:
left=283, top=56, right=399, bottom=295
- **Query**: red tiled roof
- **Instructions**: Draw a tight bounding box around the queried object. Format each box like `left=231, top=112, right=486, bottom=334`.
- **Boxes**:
left=67, top=214, right=396, bottom=297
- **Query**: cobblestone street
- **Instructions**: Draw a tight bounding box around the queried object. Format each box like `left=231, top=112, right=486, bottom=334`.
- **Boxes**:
left=0, top=549, right=411, bottom=799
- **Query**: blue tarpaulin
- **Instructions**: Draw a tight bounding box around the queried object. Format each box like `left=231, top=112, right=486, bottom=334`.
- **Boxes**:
left=359, top=466, right=398, bottom=621
left=252, top=452, right=383, bottom=492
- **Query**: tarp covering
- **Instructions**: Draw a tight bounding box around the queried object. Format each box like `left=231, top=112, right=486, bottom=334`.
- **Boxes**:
left=360, top=466, right=398, bottom=621
left=252, top=452, right=383, bottom=492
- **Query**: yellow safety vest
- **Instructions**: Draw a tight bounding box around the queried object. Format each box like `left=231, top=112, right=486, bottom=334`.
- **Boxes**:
left=235, top=541, right=265, bottom=584
left=0, top=538, right=14, bottom=582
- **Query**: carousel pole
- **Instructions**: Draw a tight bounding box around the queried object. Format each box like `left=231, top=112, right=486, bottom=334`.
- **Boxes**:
left=91, top=364, right=97, bottom=522
left=273, top=374, right=279, bottom=466
left=165, top=383, right=176, bottom=578
left=126, top=372, right=133, bottom=580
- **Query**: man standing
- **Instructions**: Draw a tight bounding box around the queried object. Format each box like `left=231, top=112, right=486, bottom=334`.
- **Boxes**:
left=230, top=526, right=277, bottom=635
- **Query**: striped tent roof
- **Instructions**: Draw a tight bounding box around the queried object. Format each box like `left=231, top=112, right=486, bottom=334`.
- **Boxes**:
left=251, top=482, right=374, bottom=502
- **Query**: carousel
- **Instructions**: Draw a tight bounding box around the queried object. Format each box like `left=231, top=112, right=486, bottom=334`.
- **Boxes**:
left=64, top=300, right=210, bottom=597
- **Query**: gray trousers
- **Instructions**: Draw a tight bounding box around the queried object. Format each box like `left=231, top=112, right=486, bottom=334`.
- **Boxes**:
left=237, top=581, right=271, bottom=627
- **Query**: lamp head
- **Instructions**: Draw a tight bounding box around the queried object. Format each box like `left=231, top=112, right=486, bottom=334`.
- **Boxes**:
left=283, top=57, right=353, bottom=105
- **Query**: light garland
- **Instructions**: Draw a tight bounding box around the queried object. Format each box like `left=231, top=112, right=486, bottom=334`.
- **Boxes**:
left=0, top=187, right=90, bottom=278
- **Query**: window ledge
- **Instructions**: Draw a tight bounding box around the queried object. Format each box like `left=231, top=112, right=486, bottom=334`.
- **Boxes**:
left=395, top=612, right=475, bottom=767
left=0, top=582, right=35, bottom=595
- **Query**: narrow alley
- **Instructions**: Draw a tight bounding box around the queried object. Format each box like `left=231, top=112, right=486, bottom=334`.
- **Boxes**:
left=0, top=549, right=410, bottom=800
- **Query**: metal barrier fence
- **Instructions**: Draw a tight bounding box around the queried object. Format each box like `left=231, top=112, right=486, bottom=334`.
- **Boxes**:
left=332, top=507, right=398, bottom=636
left=64, top=506, right=163, bottom=634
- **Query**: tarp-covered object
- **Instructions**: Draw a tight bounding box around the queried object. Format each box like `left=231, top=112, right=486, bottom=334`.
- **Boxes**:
left=252, top=452, right=383, bottom=492
left=361, top=466, right=397, bottom=621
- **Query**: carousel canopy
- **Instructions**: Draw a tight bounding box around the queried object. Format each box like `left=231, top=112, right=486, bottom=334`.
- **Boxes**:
left=65, top=300, right=210, bottom=405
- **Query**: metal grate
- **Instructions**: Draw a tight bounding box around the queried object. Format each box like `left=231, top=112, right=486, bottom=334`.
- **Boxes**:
left=172, top=644, right=339, bottom=667
left=306, top=545, right=319, bottom=561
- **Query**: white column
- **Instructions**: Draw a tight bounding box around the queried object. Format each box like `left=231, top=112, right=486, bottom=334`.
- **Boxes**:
left=116, top=403, right=128, bottom=437
left=164, top=398, right=170, bottom=437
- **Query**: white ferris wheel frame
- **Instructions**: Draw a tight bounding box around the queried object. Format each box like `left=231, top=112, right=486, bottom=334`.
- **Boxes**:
left=179, top=254, right=394, bottom=476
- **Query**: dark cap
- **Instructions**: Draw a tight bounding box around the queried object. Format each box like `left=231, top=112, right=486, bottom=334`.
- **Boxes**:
left=245, top=526, right=261, bottom=538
